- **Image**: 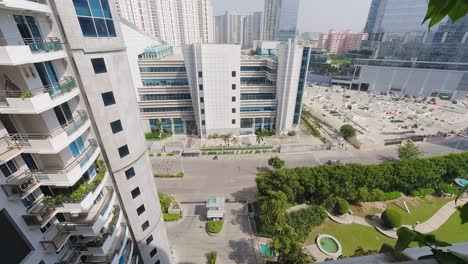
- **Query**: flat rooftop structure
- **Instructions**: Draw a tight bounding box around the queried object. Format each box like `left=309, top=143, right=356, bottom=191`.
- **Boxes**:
left=206, top=197, right=225, bottom=219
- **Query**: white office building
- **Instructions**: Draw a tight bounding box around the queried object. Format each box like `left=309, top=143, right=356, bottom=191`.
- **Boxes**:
left=116, top=0, right=214, bottom=46
left=0, top=0, right=172, bottom=263
left=135, top=40, right=311, bottom=138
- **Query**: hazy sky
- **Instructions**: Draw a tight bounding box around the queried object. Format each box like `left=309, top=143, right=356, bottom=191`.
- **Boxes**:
left=213, top=0, right=372, bottom=33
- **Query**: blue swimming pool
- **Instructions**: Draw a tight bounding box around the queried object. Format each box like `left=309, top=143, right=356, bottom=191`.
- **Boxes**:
left=259, top=243, right=276, bottom=257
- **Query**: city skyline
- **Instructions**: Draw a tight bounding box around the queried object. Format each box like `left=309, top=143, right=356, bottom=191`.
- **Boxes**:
left=213, top=0, right=372, bottom=33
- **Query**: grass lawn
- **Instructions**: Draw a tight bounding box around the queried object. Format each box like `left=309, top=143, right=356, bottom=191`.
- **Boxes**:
left=350, top=196, right=453, bottom=225
left=430, top=209, right=468, bottom=243
left=386, top=196, right=453, bottom=225
left=145, top=132, right=171, bottom=141
left=305, top=219, right=395, bottom=256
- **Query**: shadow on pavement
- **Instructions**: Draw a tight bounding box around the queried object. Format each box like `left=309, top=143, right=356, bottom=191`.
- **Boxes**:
left=230, top=186, right=258, bottom=202
left=376, top=154, right=397, bottom=162
left=229, top=205, right=251, bottom=234
left=228, top=238, right=256, bottom=264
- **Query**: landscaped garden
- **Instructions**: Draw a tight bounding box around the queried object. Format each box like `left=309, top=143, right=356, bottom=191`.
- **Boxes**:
left=159, top=192, right=182, bottom=222
left=145, top=131, right=172, bottom=141
left=254, top=151, right=468, bottom=263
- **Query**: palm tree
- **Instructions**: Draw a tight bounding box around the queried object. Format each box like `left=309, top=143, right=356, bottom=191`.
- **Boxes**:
left=154, top=120, right=164, bottom=137
left=231, top=137, right=239, bottom=146
left=256, top=133, right=264, bottom=145
left=220, top=134, right=232, bottom=146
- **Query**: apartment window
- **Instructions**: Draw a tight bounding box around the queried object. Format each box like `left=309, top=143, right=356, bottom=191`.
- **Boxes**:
left=101, top=91, right=116, bottom=106
left=232, top=96, right=236, bottom=102
left=142, top=220, right=150, bottom=231
left=150, top=248, right=158, bottom=258
left=232, top=119, right=236, bottom=124
left=91, top=58, right=107, bottom=74
left=110, top=120, right=123, bottom=134
left=131, top=187, right=141, bottom=199
left=198, top=72, right=202, bottom=78
left=125, top=167, right=136, bottom=180
left=232, top=108, right=236, bottom=113
left=146, top=235, right=154, bottom=245
left=0, top=160, right=18, bottom=177
left=201, top=109, right=205, bottom=114
left=202, top=120, right=205, bottom=126
left=200, top=97, right=204, bottom=103
left=118, top=145, right=129, bottom=158
left=40, top=221, right=52, bottom=234
left=199, top=84, right=203, bottom=90
left=232, top=84, right=236, bottom=90
left=137, top=204, right=146, bottom=216
left=72, top=0, right=116, bottom=38
left=232, top=71, right=236, bottom=77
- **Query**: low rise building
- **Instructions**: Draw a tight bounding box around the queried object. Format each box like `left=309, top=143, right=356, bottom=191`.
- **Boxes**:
left=135, top=40, right=311, bottom=138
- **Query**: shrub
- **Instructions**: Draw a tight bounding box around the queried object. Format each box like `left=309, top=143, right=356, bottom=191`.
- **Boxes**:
left=20, top=91, right=32, bottom=99
left=287, top=131, right=297, bottom=136
left=340, top=124, right=356, bottom=139
left=436, top=183, right=458, bottom=195
left=334, top=199, right=350, bottom=215
left=167, top=152, right=175, bottom=156
left=301, top=116, right=320, bottom=137
left=163, top=213, right=182, bottom=222
left=268, top=156, right=285, bottom=169
left=149, top=152, right=155, bottom=156
left=145, top=132, right=171, bottom=141
left=255, top=150, right=261, bottom=154
left=154, top=172, right=184, bottom=178
left=209, top=251, right=217, bottom=264
left=381, top=209, right=403, bottom=228
left=207, top=220, right=224, bottom=234
left=286, top=206, right=327, bottom=241
left=157, top=153, right=162, bottom=156
left=411, top=188, right=435, bottom=197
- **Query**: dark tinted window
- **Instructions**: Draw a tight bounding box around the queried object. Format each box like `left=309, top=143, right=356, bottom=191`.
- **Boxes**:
left=198, top=72, right=202, bottom=78
left=137, top=204, right=145, bottom=215
left=232, top=96, right=236, bottom=102
left=142, top=220, right=149, bottom=231
left=232, top=71, right=236, bottom=77
left=118, top=145, right=129, bottom=158
left=232, top=84, right=236, bottom=90
left=199, top=84, right=203, bottom=90
left=150, top=247, right=158, bottom=257
left=91, top=58, right=107, bottom=74
left=110, top=120, right=123, bottom=134
left=125, top=167, right=135, bottom=180
left=146, top=235, right=153, bottom=245
left=101, top=91, right=115, bottom=106
left=131, top=187, right=141, bottom=198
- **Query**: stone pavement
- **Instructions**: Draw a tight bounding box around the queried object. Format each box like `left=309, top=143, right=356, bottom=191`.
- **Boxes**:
left=414, top=198, right=468, bottom=233
left=305, top=244, right=337, bottom=262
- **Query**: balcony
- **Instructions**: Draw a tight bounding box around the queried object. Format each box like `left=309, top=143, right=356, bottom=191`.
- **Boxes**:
left=38, top=140, right=101, bottom=186
left=1, top=171, right=40, bottom=199
left=75, top=206, right=125, bottom=256
left=0, top=37, right=65, bottom=66
left=0, top=0, right=51, bottom=13
left=39, top=187, right=115, bottom=253
left=3, top=111, right=91, bottom=154
left=22, top=194, right=58, bottom=228
left=0, top=76, right=80, bottom=114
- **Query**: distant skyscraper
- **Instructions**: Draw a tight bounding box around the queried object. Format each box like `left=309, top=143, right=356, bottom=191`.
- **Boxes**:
left=115, top=0, right=213, bottom=45
left=263, top=0, right=301, bottom=41
left=353, top=0, right=468, bottom=100
left=243, top=12, right=263, bottom=48
left=214, top=11, right=244, bottom=45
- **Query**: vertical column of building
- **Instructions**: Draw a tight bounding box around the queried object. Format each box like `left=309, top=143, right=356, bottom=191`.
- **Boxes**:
left=51, top=0, right=173, bottom=263
left=275, top=40, right=310, bottom=132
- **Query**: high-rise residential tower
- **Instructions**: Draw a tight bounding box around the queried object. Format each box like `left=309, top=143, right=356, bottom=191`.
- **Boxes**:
left=134, top=40, right=311, bottom=137
left=243, top=12, right=263, bottom=48
left=0, top=0, right=172, bottom=263
left=214, top=11, right=244, bottom=45
left=116, top=0, right=214, bottom=46
left=353, top=0, right=468, bottom=99
left=263, top=0, right=302, bottom=41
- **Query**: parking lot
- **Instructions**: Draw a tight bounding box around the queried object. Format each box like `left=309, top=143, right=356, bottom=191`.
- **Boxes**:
left=166, top=203, right=260, bottom=264
left=303, top=85, right=468, bottom=148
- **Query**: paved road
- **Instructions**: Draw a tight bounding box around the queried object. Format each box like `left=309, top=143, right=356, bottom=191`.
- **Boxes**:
left=167, top=203, right=259, bottom=264
left=154, top=137, right=468, bottom=203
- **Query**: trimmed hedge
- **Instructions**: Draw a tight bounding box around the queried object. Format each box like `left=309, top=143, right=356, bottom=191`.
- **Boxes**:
left=334, top=199, right=350, bottom=215
left=154, top=172, right=184, bottom=178
left=256, top=151, right=468, bottom=205
left=411, top=188, right=435, bottom=197
left=163, top=213, right=182, bottom=222
left=207, top=220, right=224, bottom=234
left=286, top=206, right=327, bottom=242
left=381, top=209, right=403, bottom=228
left=209, top=251, right=217, bottom=264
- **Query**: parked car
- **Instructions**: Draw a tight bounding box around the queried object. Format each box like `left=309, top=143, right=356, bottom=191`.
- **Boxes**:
left=326, top=160, right=341, bottom=165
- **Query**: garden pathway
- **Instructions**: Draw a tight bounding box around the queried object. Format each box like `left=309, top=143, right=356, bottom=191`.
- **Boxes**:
left=305, top=244, right=337, bottom=262
left=286, top=203, right=310, bottom=213
left=326, top=198, right=468, bottom=239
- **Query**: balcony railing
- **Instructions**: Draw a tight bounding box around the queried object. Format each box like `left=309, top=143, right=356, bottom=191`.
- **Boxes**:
left=4, top=111, right=89, bottom=149
left=22, top=195, right=58, bottom=227
left=1, top=171, right=40, bottom=198
left=0, top=37, right=62, bottom=53
left=0, top=76, right=76, bottom=100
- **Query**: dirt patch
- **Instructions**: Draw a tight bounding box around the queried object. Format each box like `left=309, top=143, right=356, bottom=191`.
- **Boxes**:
left=351, top=194, right=419, bottom=217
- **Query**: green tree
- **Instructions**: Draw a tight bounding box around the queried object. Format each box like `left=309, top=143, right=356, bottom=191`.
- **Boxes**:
left=256, top=133, right=264, bottom=144
left=153, top=119, right=164, bottom=137
left=257, top=191, right=288, bottom=234
left=423, top=0, right=468, bottom=29
left=268, top=156, right=285, bottom=170
left=398, top=140, right=423, bottom=160
left=271, top=222, right=314, bottom=264
left=220, top=134, right=232, bottom=146
left=340, top=124, right=356, bottom=139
